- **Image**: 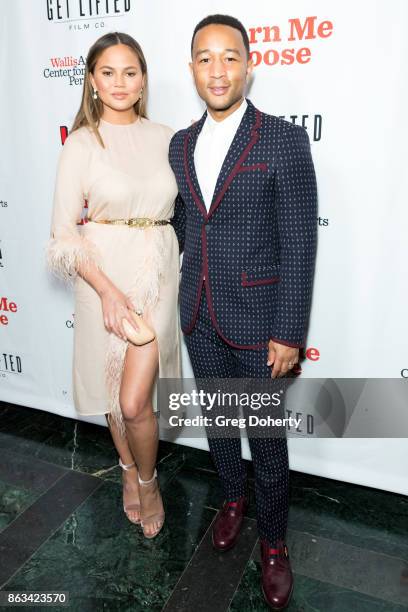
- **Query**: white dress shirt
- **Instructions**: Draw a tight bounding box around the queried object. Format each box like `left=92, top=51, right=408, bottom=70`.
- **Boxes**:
left=194, top=99, right=248, bottom=211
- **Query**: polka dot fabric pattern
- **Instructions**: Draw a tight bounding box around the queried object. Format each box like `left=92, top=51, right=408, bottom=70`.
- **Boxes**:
left=169, top=99, right=317, bottom=349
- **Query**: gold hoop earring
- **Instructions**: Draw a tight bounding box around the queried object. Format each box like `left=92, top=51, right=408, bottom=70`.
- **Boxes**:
left=139, top=87, right=143, bottom=100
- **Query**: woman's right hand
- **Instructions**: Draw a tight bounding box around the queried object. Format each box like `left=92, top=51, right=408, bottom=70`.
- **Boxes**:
left=100, top=285, right=139, bottom=341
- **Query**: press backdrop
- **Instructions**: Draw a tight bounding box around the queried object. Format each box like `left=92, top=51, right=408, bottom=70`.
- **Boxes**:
left=1, top=0, right=407, bottom=494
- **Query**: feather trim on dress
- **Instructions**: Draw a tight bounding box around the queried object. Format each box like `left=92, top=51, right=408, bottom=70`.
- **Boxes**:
left=105, top=333, right=128, bottom=436
left=104, top=227, right=167, bottom=435
left=126, top=226, right=167, bottom=312
left=46, top=234, right=102, bottom=282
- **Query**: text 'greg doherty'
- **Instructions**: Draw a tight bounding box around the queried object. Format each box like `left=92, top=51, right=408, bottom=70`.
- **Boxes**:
left=168, top=389, right=283, bottom=411
left=168, top=415, right=302, bottom=430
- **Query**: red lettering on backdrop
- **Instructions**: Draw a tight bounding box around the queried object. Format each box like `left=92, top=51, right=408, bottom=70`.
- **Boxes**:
left=288, top=16, right=318, bottom=41
left=259, top=47, right=311, bottom=67
left=248, top=25, right=282, bottom=44
left=50, top=57, right=79, bottom=68
left=0, top=297, right=11, bottom=311
left=318, top=20, right=333, bottom=38
left=306, top=347, right=320, bottom=361
left=60, top=126, right=68, bottom=145
left=249, top=16, right=333, bottom=67
left=0, top=297, right=18, bottom=326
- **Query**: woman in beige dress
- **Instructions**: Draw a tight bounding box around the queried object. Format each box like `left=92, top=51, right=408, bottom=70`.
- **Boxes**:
left=47, top=32, right=180, bottom=538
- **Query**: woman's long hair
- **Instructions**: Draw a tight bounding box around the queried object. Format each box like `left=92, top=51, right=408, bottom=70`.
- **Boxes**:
left=71, top=32, right=148, bottom=147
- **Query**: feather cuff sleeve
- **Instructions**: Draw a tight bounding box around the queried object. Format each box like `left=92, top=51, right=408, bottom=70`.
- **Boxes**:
left=46, top=234, right=102, bottom=282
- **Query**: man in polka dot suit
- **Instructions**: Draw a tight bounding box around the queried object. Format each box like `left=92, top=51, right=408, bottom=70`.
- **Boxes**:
left=169, top=14, right=317, bottom=610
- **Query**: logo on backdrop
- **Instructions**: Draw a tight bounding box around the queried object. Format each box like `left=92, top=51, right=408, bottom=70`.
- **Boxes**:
left=0, top=242, right=4, bottom=269
left=44, top=55, right=87, bottom=86
left=0, top=297, right=18, bottom=327
left=279, top=113, right=322, bottom=142
left=0, top=352, right=23, bottom=375
left=0, top=199, right=7, bottom=208
left=249, top=16, right=334, bottom=67
left=46, top=0, right=132, bottom=30
left=285, top=408, right=314, bottom=436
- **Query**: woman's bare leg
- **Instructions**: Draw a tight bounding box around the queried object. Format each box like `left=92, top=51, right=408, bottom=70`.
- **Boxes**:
left=105, top=413, right=141, bottom=524
left=120, top=338, right=162, bottom=537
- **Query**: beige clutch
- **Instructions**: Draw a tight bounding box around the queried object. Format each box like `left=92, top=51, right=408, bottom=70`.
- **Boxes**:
left=122, top=310, right=155, bottom=346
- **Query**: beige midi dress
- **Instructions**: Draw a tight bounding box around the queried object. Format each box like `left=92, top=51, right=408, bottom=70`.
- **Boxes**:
left=47, top=117, right=181, bottom=433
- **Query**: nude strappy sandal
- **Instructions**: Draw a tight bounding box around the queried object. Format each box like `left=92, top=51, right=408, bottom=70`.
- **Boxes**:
left=119, top=458, right=141, bottom=525
left=138, top=468, right=165, bottom=539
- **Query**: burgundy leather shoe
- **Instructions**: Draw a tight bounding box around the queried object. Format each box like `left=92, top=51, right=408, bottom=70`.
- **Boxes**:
left=211, top=496, right=248, bottom=552
left=260, top=540, right=294, bottom=610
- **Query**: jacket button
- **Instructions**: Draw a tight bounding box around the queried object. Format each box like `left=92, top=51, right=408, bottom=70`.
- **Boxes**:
left=205, top=225, right=211, bottom=233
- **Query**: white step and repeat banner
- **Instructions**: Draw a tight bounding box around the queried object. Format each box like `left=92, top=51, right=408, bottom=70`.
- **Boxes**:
left=1, top=1, right=407, bottom=494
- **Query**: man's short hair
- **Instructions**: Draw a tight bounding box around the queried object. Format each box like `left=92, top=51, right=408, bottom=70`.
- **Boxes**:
left=191, top=14, right=250, bottom=58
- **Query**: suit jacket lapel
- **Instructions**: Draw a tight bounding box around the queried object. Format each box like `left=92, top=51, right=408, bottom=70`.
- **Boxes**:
left=183, top=111, right=208, bottom=219
left=207, top=99, right=261, bottom=220
left=183, top=99, right=262, bottom=221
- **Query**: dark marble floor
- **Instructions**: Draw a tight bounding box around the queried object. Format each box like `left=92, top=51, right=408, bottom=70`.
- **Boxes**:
left=0, top=401, right=407, bottom=611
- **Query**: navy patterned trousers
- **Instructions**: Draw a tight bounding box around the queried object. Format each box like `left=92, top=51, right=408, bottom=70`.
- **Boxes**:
left=184, top=284, right=289, bottom=544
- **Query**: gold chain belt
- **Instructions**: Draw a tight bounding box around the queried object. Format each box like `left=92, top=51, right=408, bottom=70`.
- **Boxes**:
left=88, top=217, right=170, bottom=228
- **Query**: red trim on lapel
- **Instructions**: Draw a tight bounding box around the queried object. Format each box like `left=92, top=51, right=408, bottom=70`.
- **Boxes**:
left=184, top=132, right=207, bottom=218
left=207, top=110, right=262, bottom=222
left=183, top=132, right=207, bottom=219
left=201, top=227, right=268, bottom=350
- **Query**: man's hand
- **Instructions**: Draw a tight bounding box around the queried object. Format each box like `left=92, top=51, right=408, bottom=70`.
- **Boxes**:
left=267, top=340, right=299, bottom=378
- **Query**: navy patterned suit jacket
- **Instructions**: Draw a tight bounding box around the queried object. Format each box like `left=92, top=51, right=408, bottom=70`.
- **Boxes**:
left=169, top=99, right=317, bottom=349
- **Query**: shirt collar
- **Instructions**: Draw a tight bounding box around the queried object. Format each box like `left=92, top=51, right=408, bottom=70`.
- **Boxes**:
left=204, top=98, right=248, bottom=135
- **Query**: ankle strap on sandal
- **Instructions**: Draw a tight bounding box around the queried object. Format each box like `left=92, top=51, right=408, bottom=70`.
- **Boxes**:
left=138, top=468, right=158, bottom=486
left=119, top=458, right=136, bottom=471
